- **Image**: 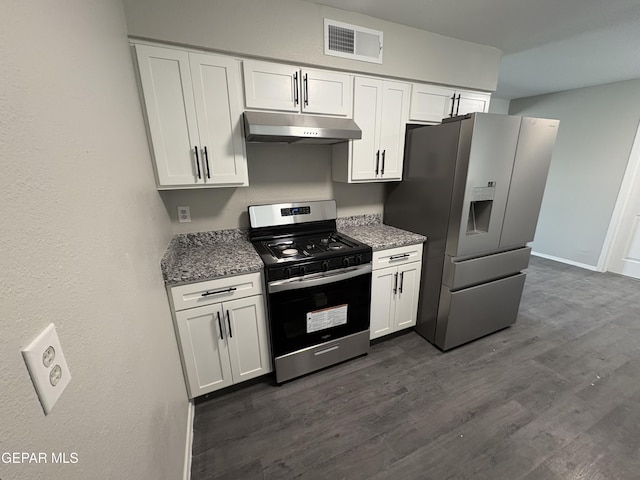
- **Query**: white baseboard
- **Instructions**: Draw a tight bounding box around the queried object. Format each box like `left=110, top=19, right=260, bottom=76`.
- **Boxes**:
left=530, top=251, right=600, bottom=272
left=183, top=400, right=195, bottom=480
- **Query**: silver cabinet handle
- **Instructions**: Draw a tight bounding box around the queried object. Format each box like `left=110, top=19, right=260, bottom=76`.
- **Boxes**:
left=389, top=253, right=409, bottom=261
left=303, top=73, right=309, bottom=107
left=375, top=150, right=380, bottom=175
left=381, top=150, right=386, bottom=175
left=399, top=271, right=404, bottom=293
left=194, top=146, right=201, bottom=179
left=203, top=146, right=210, bottom=179
left=226, top=310, right=232, bottom=338
left=393, top=272, right=398, bottom=294
left=216, top=311, right=224, bottom=340
left=293, top=71, right=299, bottom=106
left=455, top=94, right=461, bottom=115
left=449, top=94, right=456, bottom=117
left=201, top=287, right=236, bottom=297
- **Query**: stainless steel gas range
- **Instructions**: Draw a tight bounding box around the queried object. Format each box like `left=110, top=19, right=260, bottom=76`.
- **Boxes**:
left=249, top=200, right=372, bottom=383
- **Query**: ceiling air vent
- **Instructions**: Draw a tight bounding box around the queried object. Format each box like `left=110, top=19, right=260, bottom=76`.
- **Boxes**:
left=324, top=19, right=383, bottom=64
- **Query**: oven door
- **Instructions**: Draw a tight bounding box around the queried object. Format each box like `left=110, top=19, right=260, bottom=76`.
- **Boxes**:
left=267, top=264, right=372, bottom=358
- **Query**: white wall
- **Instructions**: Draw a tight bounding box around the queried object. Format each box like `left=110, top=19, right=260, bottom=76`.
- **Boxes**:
left=162, top=144, right=384, bottom=233
left=122, top=0, right=501, bottom=91
left=488, top=97, right=511, bottom=114
left=0, top=1, right=188, bottom=479
left=510, top=79, right=640, bottom=267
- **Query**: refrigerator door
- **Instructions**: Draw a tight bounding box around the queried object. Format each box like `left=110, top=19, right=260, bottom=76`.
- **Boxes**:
left=499, top=117, right=560, bottom=248
left=385, top=121, right=463, bottom=343
left=447, top=114, right=522, bottom=257
left=435, top=272, right=526, bottom=350
left=442, top=246, right=531, bottom=290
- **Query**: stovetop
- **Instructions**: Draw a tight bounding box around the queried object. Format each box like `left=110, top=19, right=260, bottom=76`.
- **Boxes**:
left=248, top=200, right=372, bottom=281
left=251, top=230, right=372, bottom=281
left=263, top=232, right=359, bottom=261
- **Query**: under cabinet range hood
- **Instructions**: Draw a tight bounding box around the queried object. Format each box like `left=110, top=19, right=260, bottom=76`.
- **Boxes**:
left=243, top=111, right=362, bottom=144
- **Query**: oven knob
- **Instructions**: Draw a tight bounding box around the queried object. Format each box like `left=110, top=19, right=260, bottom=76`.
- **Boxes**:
left=343, top=257, right=351, bottom=267
left=355, top=255, right=362, bottom=265
left=284, top=267, right=292, bottom=278
left=321, top=261, right=329, bottom=272
left=299, top=265, right=307, bottom=275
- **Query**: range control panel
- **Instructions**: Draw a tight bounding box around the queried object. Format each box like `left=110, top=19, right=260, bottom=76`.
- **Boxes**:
left=281, top=206, right=311, bottom=217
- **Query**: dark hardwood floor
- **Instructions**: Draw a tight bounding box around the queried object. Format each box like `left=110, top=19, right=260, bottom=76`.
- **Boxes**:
left=191, top=257, right=640, bottom=479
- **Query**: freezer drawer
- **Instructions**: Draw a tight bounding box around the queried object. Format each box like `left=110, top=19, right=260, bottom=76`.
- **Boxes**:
left=442, top=247, right=530, bottom=290
left=435, top=273, right=526, bottom=350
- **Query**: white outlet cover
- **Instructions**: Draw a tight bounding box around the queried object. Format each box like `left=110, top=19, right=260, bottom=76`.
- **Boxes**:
left=177, top=205, right=191, bottom=223
left=22, top=323, right=71, bottom=415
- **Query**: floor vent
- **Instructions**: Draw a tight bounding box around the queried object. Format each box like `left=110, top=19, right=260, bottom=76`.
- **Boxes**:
left=324, top=19, right=383, bottom=64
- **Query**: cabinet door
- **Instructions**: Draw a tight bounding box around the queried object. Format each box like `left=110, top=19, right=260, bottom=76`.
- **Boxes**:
left=224, top=295, right=271, bottom=383
left=394, top=262, right=421, bottom=331
left=456, top=90, right=491, bottom=116
left=243, top=60, right=299, bottom=112
left=456, top=90, right=491, bottom=115
left=409, top=84, right=455, bottom=123
left=135, top=44, right=203, bottom=186
left=301, top=68, right=352, bottom=116
left=370, top=267, right=397, bottom=340
left=378, top=81, right=410, bottom=180
left=351, top=77, right=383, bottom=181
left=189, top=53, right=248, bottom=186
left=175, top=304, right=232, bottom=398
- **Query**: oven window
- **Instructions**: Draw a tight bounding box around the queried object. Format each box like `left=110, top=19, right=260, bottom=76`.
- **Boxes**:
left=268, top=271, right=371, bottom=357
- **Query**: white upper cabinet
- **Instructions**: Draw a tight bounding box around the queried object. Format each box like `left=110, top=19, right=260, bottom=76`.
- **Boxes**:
left=410, top=83, right=491, bottom=123
left=242, top=60, right=352, bottom=116
left=455, top=90, right=491, bottom=116
left=333, top=77, right=409, bottom=183
left=135, top=44, right=248, bottom=189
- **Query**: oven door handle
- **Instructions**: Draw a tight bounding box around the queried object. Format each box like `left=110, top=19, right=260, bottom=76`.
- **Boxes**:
left=268, top=264, right=372, bottom=293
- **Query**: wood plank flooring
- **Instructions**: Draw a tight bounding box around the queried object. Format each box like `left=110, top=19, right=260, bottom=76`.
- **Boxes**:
left=191, top=257, right=640, bottom=479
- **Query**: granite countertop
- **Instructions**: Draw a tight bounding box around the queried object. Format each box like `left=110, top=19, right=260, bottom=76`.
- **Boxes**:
left=161, top=215, right=426, bottom=286
left=337, top=214, right=426, bottom=251
left=161, top=229, right=263, bottom=286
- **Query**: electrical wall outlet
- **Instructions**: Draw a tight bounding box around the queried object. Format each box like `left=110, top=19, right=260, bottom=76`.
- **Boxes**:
left=22, top=324, right=72, bottom=415
left=177, top=205, right=191, bottom=223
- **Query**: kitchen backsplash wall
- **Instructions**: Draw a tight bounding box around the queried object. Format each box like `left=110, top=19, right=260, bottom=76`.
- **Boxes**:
left=160, top=143, right=385, bottom=234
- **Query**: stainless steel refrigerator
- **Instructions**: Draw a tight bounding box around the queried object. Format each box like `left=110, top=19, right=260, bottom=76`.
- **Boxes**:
left=384, top=113, right=559, bottom=350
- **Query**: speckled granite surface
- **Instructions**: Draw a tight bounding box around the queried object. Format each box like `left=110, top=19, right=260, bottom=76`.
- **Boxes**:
left=338, top=216, right=426, bottom=251
left=336, top=213, right=382, bottom=228
left=161, top=218, right=426, bottom=285
left=161, top=229, right=263, bottom=286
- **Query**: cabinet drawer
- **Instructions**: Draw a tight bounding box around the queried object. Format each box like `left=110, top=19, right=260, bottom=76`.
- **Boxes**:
left=372, top=244, right=423, bottom=270
left=170, top=272, right=263, bottom=311
left=436, top=273, right=526, bottom=351
left=442, top=247, right=531, bottom=290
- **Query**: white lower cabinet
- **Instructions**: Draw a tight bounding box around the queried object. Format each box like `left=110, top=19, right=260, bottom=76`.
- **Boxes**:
left=169, top=273, right=271, bottom=398
left=370, top=244, right=423, bottom=340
